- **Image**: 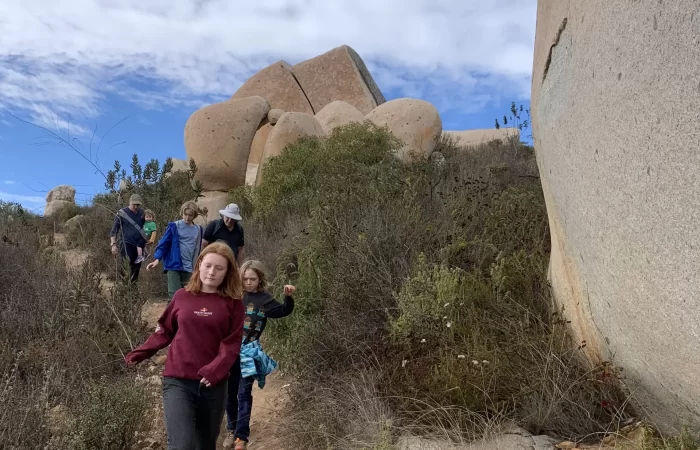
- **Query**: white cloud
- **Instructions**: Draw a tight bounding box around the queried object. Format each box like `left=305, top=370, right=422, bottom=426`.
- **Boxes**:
left=3, top=180, right=15, bottom=185
left=0, top=0, right=536, bottom=131
left=0, top=191, right=44, bottom=205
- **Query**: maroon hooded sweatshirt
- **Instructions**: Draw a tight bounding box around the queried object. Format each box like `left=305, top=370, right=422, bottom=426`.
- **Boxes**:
left=125, top=288, right=245, bottom=386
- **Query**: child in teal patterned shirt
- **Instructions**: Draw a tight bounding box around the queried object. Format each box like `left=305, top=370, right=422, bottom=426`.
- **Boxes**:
left=136, top=209, right=157, bottom=263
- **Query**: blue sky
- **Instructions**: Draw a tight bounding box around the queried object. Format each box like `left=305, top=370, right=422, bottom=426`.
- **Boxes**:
left=0, top=0, right=537, bottom=213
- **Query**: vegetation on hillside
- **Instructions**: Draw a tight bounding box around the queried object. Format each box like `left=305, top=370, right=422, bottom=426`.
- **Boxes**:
left=0, top=155, right=199, bottom=449
left=229, top=121, right=633, bottom=448
left=2, top=111, right=697, bottom=449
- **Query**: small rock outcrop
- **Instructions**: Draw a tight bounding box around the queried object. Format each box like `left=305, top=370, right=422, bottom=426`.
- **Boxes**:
left=169, top=158, right=189, bottom=174
left=366, top=98, right=442, bottom=162
left=44, top=185, right=76, bottom=217
left=256, top=112, right=325, bottom=185
left=64, top=214, right=85, bottom=231
left=315, top=100, right=365, bottom=134
left=194, top=191, right=229, bottom=226
left=231, top=61, right=313, bottom=114
left=292, top=45, right=386, bottom=114
left=268, top=109, right=284, bottom=125
left=184, top=96, right=270, bottom=191
left=443, top=128, right=520, bottom=147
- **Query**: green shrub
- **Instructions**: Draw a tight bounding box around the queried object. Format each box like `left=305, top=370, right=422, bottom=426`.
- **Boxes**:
left=241, top=122, right=633, bottom=446
left=70, top=380, right=148, bottom=450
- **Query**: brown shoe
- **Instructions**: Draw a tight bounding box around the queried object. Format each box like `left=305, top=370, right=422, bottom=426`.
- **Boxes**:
left=223, top=431, right=236, bottom=449
left=234, top=438, right=248, bottom=450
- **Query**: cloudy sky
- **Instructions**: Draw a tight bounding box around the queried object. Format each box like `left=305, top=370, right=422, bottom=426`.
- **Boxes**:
left=0, top=0, right=537, bottom=212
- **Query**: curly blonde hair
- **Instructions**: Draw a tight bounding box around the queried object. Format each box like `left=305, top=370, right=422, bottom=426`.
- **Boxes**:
left=239, top=260, right=268, bottom=292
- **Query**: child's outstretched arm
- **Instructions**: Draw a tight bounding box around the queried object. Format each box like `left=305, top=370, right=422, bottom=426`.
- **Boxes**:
left=265, top=285, right=296, bottom=319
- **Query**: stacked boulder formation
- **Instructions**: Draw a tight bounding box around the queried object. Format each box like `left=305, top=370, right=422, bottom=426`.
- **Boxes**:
left=183, top=44, right=509, bottom=223
left=44, top=185, right=76, bottom=217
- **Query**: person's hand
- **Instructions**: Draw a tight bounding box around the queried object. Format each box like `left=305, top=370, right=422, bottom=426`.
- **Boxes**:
left=200, top=378, right=212, bottom=387
left=146, top=260, right=160, bottom=271
left=284, top=285, right=296, bottom=296
left=111, top=243, right=117, bottom=255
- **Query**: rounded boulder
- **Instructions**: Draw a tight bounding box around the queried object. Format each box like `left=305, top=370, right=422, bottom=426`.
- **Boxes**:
left=315, top=100, right=365, bottom=134
left=184, top=96, right=270, bottom=191
left=366, top=98, right=442, bottom=162
left=46, top=185, right=76, bottom=203
left=268, top=109, right=284, bottom=125
left=256, top=112, right=325, bottom=185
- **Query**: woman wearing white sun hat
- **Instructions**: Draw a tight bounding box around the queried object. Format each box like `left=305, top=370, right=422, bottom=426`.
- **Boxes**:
left=202, top=203, right=245, bottom=266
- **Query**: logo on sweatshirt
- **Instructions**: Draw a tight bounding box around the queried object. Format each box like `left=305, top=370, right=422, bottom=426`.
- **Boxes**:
left=194, top=307, right=213, bottom=317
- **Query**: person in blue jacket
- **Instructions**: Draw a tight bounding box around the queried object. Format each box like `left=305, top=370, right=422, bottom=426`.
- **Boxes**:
left=146, top=201, right=204, bottom=301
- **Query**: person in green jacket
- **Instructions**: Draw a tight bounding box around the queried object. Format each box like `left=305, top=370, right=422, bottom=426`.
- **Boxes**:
left=135, top=209, right=157, bottom=263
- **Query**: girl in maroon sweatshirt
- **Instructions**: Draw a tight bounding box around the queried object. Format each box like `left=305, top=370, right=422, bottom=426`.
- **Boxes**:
left=125, top=241, right=245, bottom=450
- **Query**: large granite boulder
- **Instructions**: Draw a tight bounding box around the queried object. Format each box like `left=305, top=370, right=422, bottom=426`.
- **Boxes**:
left=246, top=121, right=274, bottom=186
left=231, top=61, right=313, bottom=114
left=315, top=100, right=365, bottom=134
left=292, top=45, right=385, bottom=114
left=44, top=185, right=76, bottom=217
left=46, top=185, right=75, bottom=203
left=366, top=98, right=442, bottom=162
left=184, top=96, right=270, bottom=191
left=532, top=0, right=700, bottom=432
left=256, top=112, right=325, bottom=185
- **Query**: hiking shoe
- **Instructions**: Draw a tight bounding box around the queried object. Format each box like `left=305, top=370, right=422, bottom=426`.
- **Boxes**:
left=234, top=438, right=248, bottom=450
left=134, top=255, right=145, bottom=264
left=222, top=431, right=236, bottom=449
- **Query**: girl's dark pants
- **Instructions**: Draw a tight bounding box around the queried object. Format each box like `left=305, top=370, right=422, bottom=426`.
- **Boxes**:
left=224, top=357, right=255, bottom=442
left=162, top=377, right=228, bottom=450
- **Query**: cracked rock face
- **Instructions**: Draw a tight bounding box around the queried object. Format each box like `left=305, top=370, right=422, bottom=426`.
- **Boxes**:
left=532, top=0, right=700, bottom=432
left=293, top=45, right=385, bottom=115
left=231, top=61, right=313, bottom=114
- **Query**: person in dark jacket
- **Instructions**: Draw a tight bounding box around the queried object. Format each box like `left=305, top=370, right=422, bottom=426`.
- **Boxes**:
left=125, top=241, right=245, bottom=450
left=202, top=203, right=245, bottom=266
left=223, top=259, right=295, bottom=450
left=146, top=201, right=204, bottom=301
left=109, top=194, right=147, bottom=283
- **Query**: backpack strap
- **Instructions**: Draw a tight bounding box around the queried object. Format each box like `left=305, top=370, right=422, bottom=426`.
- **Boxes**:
left=117, top=208, right=148, bottom=241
